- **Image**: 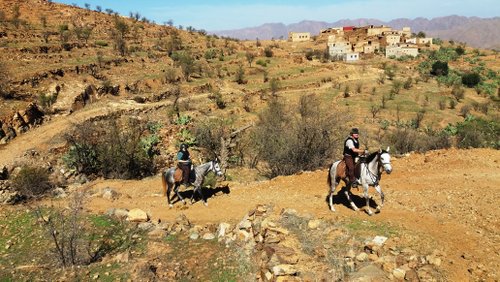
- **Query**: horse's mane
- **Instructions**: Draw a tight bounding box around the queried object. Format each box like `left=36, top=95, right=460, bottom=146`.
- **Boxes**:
left=366, top=150, right=388, bottom=163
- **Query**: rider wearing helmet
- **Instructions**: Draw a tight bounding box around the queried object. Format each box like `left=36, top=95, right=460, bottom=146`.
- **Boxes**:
left=343, top=128, right=368, bottom=188
left=177, top=144, right=192, bottom=185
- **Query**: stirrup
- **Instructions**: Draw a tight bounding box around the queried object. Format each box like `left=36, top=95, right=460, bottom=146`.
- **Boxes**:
left=351, top=181, right=358, bottom=188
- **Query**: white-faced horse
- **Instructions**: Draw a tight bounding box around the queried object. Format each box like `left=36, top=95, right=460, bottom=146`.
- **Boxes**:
left=327, top=148, right=392, bottom=215
left=162, top=158, right=223, bottom=207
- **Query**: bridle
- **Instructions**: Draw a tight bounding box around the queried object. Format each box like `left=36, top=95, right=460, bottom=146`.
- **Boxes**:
left=364, top=152, right=390, bottom=186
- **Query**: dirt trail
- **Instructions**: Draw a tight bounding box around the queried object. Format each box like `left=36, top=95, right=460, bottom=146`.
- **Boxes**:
left=83, top=148, right=500, bottom=281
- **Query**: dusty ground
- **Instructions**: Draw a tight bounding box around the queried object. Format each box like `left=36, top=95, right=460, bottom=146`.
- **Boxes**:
left=77, top=148, right=500, bottom=281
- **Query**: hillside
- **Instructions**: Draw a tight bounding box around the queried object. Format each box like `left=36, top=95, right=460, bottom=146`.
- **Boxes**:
left=213, top=16, right=500, bottom=49
left=0, top=0, right=499, bottom=281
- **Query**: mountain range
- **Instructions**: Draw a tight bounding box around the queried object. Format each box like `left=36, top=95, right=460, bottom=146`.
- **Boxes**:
left=212, top=15, right=500, bottom=50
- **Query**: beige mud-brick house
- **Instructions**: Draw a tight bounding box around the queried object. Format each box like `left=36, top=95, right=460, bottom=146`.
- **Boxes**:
left=288, top=32, right=311, bottom=42
left=417, top=38, right=433, bottom=45
left=367, top=25, right=392, bottom=36
left=382, top=33, right=401, bottom=46
left=328, top=41, right=351, bottom=58
left=402, top=27, right=411, bottom=37
left=344, top=52, right=359, bottom=62
left=386, top=43, right=419, bottom=58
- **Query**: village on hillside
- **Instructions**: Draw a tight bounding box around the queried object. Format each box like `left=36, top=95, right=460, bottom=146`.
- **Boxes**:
left=289, top=25, right=436, bottom=62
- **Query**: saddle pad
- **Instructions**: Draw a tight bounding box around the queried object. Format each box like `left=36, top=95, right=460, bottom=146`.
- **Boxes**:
left=174, top=168, right=183, bottom=182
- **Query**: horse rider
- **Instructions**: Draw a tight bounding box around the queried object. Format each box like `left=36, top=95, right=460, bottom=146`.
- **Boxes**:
left=177, top=143, right=192, bottom=185
left=343, top=128, right=368, bottom=188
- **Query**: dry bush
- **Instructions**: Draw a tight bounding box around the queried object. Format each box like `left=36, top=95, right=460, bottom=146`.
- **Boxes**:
left=385, top=128, right=451, bottom=154
left=63, top=116, right=159, bottom=179
left=253, top=95, right=347, bottom=177
left=11, top=166, right=53, bottom=198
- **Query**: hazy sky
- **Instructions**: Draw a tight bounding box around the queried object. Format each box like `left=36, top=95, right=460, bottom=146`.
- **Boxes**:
left=55, top=0, right=499, bottom=30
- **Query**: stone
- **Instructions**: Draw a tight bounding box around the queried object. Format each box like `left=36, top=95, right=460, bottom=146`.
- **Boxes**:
left=114, top=208, right=129, bottom=219
left=405, top=269, right=419, bottom=281
left=281, top=208, right=297, bottom=216
left=138, top=222, right=155, bottom=231
left=189, top=232, right=199, bottom=240
left=264, top=271, right=273, bottom=281
left=237, top=230, right=251, bottom=242
left=350, top=264, right=387, bottom=281
left=0, top=190, right=22, bottom=205
left=393, top=268, right=406, bottom=280
left=368, top=253, right=379, bottom=261
left=102, top=187, right=120, bottom=200
left=371, top=236, right=388, bottom=246
left=238, top=218, right=252, bottom=230
left=272, top=264, right=298, bottom=276
left=217, top=222, right=231, bottom=239
left=356, top=252, right=369, bottom=262
left=202, top=232, right=215, bottom=240
left=52, top=187, right=67, bottom=198
left=127, top=208, right=149, bottom=222
left=307, top=219, right=322, bottom=229
left=147, top=228, right=166, bottom=239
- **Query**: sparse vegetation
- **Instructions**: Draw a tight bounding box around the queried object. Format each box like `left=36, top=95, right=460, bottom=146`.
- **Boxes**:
left=63, top=116, right=160, bottom=179
left=11, top=166, right=52, bottom=198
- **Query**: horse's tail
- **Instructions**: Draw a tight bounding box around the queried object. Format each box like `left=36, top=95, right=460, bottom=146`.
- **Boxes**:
left=161, top=170, right=167, bottom=196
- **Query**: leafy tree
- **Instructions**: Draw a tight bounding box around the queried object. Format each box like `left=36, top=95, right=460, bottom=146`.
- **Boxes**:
left=264, top=47, right=273, bottom=57
left=417, top=31, right=426, bottom=38
left=84, top=3, right=91, bottom=9
left=172, top=51, right=195, bottom=81
left=431, top=61, right=449, bottom=76
left=245, top=51, right=256, bottom=67
left=455, top=46, right=465, bottom=56
left=95, top=5, right=102, bottom=12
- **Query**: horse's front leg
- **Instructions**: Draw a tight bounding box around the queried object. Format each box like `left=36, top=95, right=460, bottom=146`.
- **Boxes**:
left=363, top=184, right=374, bottom=216
left=374, top=184, right=384, bottom=213
left=174, top=183, right=186, bottom=205
left=344, top=184, right=359, bottom=211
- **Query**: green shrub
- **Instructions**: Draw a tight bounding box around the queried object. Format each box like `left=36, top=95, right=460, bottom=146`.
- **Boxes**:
left=264, top=47, right=273, bottom=57
left=63, top=117, right=159, bottom=179
left=204, top=48, right=218, bottom=60
left=445, top=116, right=500, bottom=149
left=461, top=72, right=481, bottom=88
left=12, top=166, right=52, bottom=197
left=256, top=59, right=267, bottom=67
left=431, top=61, right=449, bottom=76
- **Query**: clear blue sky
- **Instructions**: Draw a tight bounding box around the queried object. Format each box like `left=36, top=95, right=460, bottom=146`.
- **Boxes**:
left=54, top=0, right=500, bottom=31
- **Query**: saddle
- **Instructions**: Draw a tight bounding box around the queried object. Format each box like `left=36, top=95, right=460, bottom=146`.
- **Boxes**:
left=336, top=159, right=362, bottom=180
left=174, top=164, right=194, bottom=184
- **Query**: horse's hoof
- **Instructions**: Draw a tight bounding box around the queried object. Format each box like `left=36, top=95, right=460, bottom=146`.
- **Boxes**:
left=330, top=207, right=336, bottom=212
left=182, top=201, right=186, bottom=205
left=367, top=210, right=374, bottom=216
left=169, top=204, right=173, bottom=209
left=203, top=202, right=208, bottom=207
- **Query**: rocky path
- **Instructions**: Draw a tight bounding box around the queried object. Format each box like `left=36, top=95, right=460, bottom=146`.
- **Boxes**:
left=82, top=148, right=500, bottom=281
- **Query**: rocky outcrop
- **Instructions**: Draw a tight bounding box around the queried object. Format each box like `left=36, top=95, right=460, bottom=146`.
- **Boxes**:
left=0, top=103, right=44, bottom=144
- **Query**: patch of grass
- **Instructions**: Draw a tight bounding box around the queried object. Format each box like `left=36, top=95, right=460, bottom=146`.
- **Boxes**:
left=343, top=218, right=398, bottom=237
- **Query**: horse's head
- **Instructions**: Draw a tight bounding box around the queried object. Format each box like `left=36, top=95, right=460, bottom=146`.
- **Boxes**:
left=379, top=147, right=392, bottom=174
left=212, top=157, right=224, bottom=177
